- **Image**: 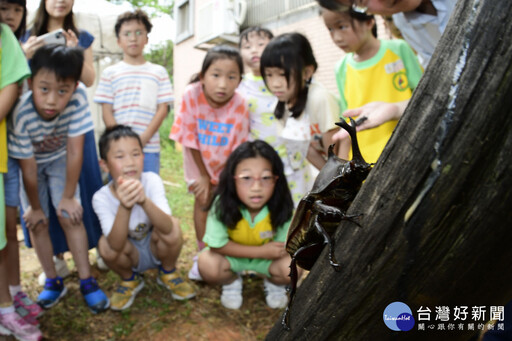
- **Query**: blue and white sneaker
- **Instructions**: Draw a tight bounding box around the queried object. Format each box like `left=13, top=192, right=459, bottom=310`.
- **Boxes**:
left=37, top=276, right=67, bottom=309
left=80, top=277, right=110, bottom=314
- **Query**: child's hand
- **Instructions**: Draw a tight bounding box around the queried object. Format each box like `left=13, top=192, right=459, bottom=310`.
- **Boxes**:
left=190, top=175, right=211, bottom=206
left=260, top=241, right=287, bottom=260
left=57, top=197, right=83, bottom=225
left=23, top=207, right=48, bottom=231
left=116, top=177, right=144, bottom=209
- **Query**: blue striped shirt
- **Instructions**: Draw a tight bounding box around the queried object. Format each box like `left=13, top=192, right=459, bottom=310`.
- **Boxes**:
left=8, top=85, right=94, bottom=163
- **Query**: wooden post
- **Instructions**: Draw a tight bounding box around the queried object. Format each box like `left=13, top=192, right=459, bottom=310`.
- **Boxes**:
left=267, top=0, right=512, bottom=339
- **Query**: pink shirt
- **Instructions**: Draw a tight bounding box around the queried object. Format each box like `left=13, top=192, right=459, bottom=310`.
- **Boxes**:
left=169, top=82, right=249, bottom=185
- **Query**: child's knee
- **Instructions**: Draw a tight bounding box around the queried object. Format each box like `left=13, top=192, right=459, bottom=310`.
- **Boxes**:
left=98, top=236, right=122, bottom=262
left=198, top=250, right=229, bottom=282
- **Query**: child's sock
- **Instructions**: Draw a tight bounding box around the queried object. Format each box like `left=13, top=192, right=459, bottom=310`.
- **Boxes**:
left=9, top=285, right=22, bottom=298
left=0, top=304, right=15, bottom=315
left=122, top=272, right=138, bottom=281
left=159, top=266, right=176, bottom=275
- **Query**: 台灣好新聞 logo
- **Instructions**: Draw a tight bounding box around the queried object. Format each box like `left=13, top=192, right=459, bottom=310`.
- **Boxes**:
left=383, top=302, right=415, bottom=331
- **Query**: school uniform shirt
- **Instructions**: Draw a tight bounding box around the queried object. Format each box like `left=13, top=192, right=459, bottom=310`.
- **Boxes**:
left=92, top=172, right=171, bottom=239
left=203, top=204, right=290, bottom=248
left=94, top=61, right=174, bottom=154
left=237, top=73, right=279, bottom=143
left=169, top=81, right=249, bottom=185
left=336, top=39, right=423, bottom=163
left=0, top=24, right=30, bottom=173
left=8, top=85, right=94, bottom=163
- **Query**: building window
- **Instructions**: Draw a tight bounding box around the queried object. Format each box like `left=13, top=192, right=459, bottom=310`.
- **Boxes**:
left=175, top=0, right=194, bottom=43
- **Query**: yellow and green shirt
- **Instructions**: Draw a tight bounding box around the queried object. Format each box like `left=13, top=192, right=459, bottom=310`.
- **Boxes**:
left=335, top=39, right=423, bottom=163
left=203, top=204, right=291, bottom=248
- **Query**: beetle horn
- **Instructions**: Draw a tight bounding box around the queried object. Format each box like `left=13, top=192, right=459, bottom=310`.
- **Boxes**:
left=335, top=118, right=366, bottom=163
left=327, top=144, right=336, bottom=158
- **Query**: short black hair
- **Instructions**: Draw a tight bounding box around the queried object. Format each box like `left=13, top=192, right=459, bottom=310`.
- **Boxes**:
left=98, top=125, right=143, bottom=160
left=239, top=26, right=274, bottom=47
left=115, top=9, right=152, bottom=38
left=211, top=140, right=294, bottom=231
left=189, top=44, right=244, bottom=84
left=31, top=44, right=83, bottom=82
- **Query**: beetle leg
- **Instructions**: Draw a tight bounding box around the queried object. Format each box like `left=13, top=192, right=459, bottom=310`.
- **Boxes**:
left=313, top=200, right=342, bottom=218
left=282, top=242, right=323, bottom=330
left=314, top=215, right=342, bottom=271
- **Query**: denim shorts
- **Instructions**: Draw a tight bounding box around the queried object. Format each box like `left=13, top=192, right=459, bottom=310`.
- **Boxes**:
left=143, top=152, right=160, bottom=175
left=3, top=157, right=20, bottom=207
left=131, top=229, right=161, bottom=273
left=19, top=154, right=81, bottom=218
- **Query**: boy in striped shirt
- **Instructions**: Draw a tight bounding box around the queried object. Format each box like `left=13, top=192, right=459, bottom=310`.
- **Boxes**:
left=8, top=45, right=109, bottom=314
left=94, top=9, right=173, bottom=174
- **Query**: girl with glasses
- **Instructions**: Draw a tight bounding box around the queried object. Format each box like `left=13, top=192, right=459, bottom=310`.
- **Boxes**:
left=197, top=140, right=295, bottom=310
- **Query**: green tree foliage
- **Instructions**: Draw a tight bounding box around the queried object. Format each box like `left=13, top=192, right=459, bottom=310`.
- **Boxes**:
left=106, top=0, right=173, bottom=17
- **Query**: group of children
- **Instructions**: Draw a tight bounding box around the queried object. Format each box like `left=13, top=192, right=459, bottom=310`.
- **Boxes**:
left=0, top=0, right=426, bottom=339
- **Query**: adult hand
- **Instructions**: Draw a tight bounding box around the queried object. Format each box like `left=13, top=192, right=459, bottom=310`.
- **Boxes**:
left=57, top=197, right=83, bottom=225
left=63, top=29, right=78, bottom=48
left=22, top=36, right=44, bottom=59
left=333, top=101, right=406, bottom=141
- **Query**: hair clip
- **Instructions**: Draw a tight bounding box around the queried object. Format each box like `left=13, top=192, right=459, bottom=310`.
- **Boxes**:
left=352, top=4, right=368, bottom=14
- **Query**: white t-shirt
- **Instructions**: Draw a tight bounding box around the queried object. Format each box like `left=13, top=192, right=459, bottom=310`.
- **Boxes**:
left=92, top=172, right=171, bottom=238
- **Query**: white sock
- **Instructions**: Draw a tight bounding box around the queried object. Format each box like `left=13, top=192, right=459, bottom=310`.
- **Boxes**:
left=0, top=305, right=15, bottom=315
left=9, top=285, right=22, bottom=298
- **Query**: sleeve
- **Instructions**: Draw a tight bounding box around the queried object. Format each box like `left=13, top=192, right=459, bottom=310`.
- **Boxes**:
left=168, top=85, right=200, bottom=149
left=156, top=65, right=174, bottom=105
left=67, top=86, right=94, bottom=137
left=94, top=67, right=114, bottom=104
left=334, top=57, right=349, bottom=114
left=8, top=98, right=34, bottom=160
left=1, top=25, right=31, bottom=88
left=398, top=40, right=424, bottom=90
left=307, top=82, right=340, bottom=133
left=274, top=217, right=292, bottom=242
left=202, top=201, right=230, bottom=248
left=92, top=187, right=116, bottom=237
left=145, top=172, right=171, bottom=215
left=78, top=30, right=94, bottom=49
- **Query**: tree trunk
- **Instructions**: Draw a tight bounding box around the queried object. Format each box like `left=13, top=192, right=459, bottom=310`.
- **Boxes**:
left=267, top=0, right=512, bottom=339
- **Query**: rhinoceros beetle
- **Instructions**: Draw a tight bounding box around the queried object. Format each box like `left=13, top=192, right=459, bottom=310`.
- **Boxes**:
left=282, top=118, right=373, bottom=329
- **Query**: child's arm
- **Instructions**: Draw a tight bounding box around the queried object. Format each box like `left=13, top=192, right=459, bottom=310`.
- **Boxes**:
left=212, top=240, right=287, bottom=260
left=58, top=134, right=85, bottom=224
left=0, top=83, right=18, bottom=121
left=139, top=103, right=168, bottom=147
left=188, top=147, right=211, bottom=206
left=18, top=157, right=48, bottom=229
left=101, top=103, right=116, bottom=128
left=139, top=192, right=174, bottom=235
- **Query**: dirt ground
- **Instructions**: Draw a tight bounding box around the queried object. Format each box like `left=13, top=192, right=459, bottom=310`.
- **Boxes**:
left=11, top=226, right=284, bottom=341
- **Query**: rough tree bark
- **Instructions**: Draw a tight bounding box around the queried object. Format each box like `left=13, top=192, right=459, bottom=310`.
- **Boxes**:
left=267, top=0, right=512, bottom=339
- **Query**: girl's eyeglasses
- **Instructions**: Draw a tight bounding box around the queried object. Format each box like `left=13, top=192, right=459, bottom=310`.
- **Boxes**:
left=234, top=175, right=278, bottom=187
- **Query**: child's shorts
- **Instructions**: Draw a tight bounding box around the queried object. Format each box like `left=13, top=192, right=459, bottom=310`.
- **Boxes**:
left=3, top=157, right=20, bottom=207
left=143, top=152, right=160, bottom=175
left=226, top=256, right=272, bottom=277
left=130, top=229, right=161, bottom=273
left=19, top=155, right=81, bottom=218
